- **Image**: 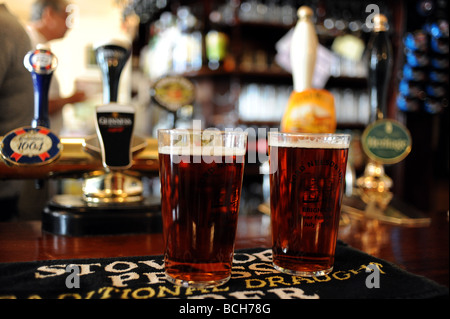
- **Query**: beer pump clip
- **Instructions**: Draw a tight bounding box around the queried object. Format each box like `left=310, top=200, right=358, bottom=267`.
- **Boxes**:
left=151, top=75, right=196, bottom=129
left=1, top=45, right=61, bottom=167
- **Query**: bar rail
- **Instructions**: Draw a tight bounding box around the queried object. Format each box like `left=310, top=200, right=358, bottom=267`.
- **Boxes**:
left=0, top=211, right=447, bottom=288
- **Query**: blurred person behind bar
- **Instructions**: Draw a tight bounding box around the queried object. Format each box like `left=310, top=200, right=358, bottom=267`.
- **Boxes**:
left=0, top=3, right=34, bottom=221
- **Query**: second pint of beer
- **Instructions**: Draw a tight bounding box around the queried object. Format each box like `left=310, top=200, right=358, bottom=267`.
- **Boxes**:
left=158, top=129, right=247, bottom=288
left=268, top=132, right=350, bottom=276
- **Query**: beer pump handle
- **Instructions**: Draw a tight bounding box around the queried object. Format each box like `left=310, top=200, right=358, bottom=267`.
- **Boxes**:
left=24, top=45, right=58, bottom=129
left=290, top=6, right=318, bottom=92
left=94, top=39, right=131, bottom=104
left=281, top=6, right=336, bottom=133
left=367, top=14, right=393, bottom=122
left=93, top=39, right=133, bottom=169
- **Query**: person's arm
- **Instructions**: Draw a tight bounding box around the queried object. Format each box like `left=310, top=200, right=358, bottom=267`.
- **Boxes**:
left=48, top=90, right=87, bottom=114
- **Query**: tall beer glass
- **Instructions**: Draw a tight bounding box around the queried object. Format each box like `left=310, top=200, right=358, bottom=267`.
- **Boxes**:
left=268, top=132, right=350, bottom=276
left=158, top=129, right=247, bottom=287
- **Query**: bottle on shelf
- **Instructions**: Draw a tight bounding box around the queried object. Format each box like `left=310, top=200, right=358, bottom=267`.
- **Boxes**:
left=205, top=30, right=229, bottom=70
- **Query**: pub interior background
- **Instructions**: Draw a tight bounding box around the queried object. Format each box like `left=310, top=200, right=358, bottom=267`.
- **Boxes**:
left=2, top=0, right=448, bottom=220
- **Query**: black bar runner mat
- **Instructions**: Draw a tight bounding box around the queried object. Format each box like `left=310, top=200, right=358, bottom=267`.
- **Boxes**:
left=0, top=242, right=447, bottom=299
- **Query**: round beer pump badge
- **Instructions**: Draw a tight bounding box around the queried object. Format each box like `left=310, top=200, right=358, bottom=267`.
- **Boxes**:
left=1, top=127, right=61, bottom=166
left=24, top=46, right=58, bottom=74
left=361, top=119, right=412, bottom=164
left=151, top=76, right=195, bottom=113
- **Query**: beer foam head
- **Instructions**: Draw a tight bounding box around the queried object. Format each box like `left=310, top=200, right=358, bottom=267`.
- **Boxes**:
left=158, top=129, right=247, bottom=156
left=268, top=133, right=350, bottom=149
left=96, top=103, right=135, bottom=114
left=158, top=145, right=246, bottom=156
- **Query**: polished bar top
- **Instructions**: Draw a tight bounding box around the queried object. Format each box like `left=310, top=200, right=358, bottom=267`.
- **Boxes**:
left=0, top=211, right=448, bottom=288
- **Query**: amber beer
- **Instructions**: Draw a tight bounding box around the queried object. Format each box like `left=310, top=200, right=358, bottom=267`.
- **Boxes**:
left=269, top=132, right=350, bottom=276
left=158, top=129, right=247, bottom=287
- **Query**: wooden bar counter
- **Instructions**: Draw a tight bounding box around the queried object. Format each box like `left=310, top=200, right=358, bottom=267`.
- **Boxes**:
left=0, top=209, right=448, bottom=288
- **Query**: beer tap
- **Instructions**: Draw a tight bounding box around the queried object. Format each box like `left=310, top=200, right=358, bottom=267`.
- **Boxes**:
left=3, top=45, right=61, bottom=190
left=357, top=14, right=411, bottom=212
left=356, top=14, right=394, bottom=210
left=1, top=45, right=60, bottom=171
left=82, top=39, right=143, bottom=204
left=0, top=42, right=162, bottom=235
left=43, top=39, right=161, bottom=235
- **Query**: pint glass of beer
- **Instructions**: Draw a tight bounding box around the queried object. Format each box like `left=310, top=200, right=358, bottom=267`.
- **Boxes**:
left=158, top=129, right=247, bottom=287
left=268, top=132, right=350, bottom=276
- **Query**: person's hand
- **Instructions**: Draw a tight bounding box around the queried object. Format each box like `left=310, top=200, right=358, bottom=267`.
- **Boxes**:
left=69, top=90, right=87, bottom=104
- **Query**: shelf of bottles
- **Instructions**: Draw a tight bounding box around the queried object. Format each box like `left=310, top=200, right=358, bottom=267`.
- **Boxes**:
left=396, top=1, right=448, bottom=115
left=139, top=0, right=391, bottom=127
